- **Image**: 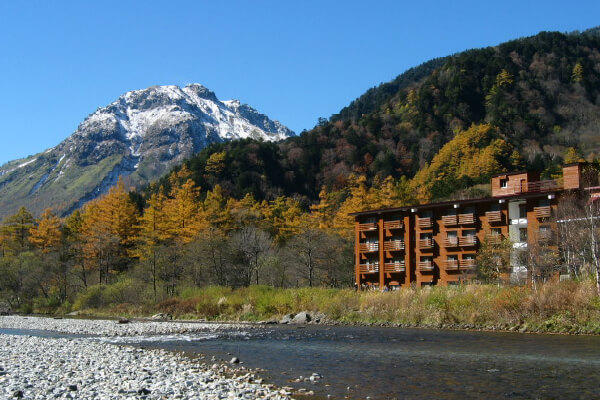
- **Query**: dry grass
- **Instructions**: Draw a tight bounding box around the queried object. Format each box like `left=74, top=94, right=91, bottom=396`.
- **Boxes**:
left=71, top=281, right=600, bottom=334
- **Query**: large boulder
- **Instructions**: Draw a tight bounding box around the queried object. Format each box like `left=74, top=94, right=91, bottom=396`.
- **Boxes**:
left=291, top=311, right=312, bottom=324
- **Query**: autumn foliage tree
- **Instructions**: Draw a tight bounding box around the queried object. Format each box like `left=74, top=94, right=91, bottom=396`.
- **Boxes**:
left=80, top=178, right=139, bottom=284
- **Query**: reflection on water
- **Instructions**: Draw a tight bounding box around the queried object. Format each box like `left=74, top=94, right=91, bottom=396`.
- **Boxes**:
left=3, top=324, right=599, bottom=399
left=110, top=325, right=600, bottom=400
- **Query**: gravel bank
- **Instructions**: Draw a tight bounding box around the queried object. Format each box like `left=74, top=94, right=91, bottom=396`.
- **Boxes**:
left=0, top=316, right=252, bottom=337
left=0, top=317, right=293, bottom=399
left=0, top=335, right=292, bottom=399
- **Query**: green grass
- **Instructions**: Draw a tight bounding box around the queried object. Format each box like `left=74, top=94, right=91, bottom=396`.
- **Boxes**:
left=0, top=153, right=124, bottom=218
left=67, top=280, right=600, bottom=334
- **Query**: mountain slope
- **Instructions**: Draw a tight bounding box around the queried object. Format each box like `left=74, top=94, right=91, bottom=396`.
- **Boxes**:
left=0, top=84, right=293, bottom=218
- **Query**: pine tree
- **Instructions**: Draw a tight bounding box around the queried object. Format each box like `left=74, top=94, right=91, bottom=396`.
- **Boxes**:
left=564, top=147, right=584, bottom=164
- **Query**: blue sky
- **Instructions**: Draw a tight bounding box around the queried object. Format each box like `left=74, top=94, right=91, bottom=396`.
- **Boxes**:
left=0, top=1, right=599, bottom=165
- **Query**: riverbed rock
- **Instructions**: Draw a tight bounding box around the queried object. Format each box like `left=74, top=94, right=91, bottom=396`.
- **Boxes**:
left=150, top=313, right=172, bottom=321
left=0, top=302, right=11, bottom=316
left=291, top=312, right=311, bottom=324
left=310, top=312, right=326, bottom=324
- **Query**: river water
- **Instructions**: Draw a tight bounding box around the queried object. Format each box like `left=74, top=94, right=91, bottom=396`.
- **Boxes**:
left=3, top=324, right=600, bottom=399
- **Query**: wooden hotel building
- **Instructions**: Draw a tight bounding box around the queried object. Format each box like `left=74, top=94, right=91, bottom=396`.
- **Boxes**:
left=350, top=163, right=597, bottom=289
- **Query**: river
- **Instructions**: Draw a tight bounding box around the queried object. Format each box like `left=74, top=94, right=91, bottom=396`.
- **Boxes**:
left=2, top=324, right=599, bottom=399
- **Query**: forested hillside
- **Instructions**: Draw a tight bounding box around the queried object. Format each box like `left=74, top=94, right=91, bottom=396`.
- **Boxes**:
left=142, top=28, right=600, bottom=207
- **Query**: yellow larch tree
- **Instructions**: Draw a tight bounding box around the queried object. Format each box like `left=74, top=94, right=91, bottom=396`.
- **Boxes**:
left=310, top=187, right=337, bottom=231
left=29, top=209, right=62, bottom=253
left=135, top=191, right=171, bottom=300
left=163, top=178, right=203, bottom=243
left=333, top=174, right=375, bottom=237
left=80, top=177, right=140, bottom=284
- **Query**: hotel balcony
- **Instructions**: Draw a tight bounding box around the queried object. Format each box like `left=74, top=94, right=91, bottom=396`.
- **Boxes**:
left=419, top=238, right=434, bottom=250
left=442, top=237, right=459, bottom=247
left=359, top=263, right=379, bottom=273
left=383, top=220, right=403, bottom=230
left=459, top=236, right=478, bottom=246
left=383, top=240, right=405, bottom=251
left=442, top=215, right=457, bottom=226
left=458, top=213, right=476, bottom=225
left=359, top=242, right=379, bottom=252
left=485, top=210, right=503, bottom=223
left=418, top=261, right=434, bottom=271
left=358, top=222, right=378, bottom=232
left=534, top=206, right=551, bottom=218
left=417, top=217, right=432, bottom=229
left=459, top=259, right=476, bottom=270
left=384, top=261, right=406, bottom=273
left=445, top=260, right=459, bottom=270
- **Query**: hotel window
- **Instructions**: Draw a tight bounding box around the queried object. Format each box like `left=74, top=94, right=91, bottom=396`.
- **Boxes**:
left=519, top=204, right=527, bottom=219
left=519, top=228, right=528, bottom=243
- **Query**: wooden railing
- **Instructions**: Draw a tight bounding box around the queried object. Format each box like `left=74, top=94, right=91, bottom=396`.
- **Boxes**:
left=458, top=213, right=475, bottom=224
left=501, top=179, right=562, bottom=195
left=534, top=206, right=551, bottom=218
left=383, top=240, right=405, bottom=251
left=418, top=261, right=434, bottom=271
left=485, top=210, right=502, bottom=223
left=359, top=242, right=379, bottom=252
left=486, top=234, right=503, bottom=244
left=520, top=180, right=561, bottom=193
left=442, top=237, right=459, bottom=247
left=419, top=238, right=434, bottom=249
left=445, top=260, right=459, bottom=270
left=359, top=263, right=379, bottom=273
left=358, top=222, right=377, bottom=231
left=442, top=215, right=457, bottom=226
left=384, top=262, right=406, bottom=273
left=459, top=259, right=476, bottom=269
left=383, top=220, right=403, bottom=230
left=459, top=236, right=478, bottom=246
left=417, top=217, right=432, bottom=228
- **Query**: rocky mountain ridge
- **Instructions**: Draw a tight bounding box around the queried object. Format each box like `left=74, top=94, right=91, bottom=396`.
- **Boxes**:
left=0, top=84, right=293, bottom=218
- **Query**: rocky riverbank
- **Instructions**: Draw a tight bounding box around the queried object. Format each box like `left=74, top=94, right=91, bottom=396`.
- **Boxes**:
left=0, top=315, right=255, bottom=336
left=0, top=317, right=293, bottom=399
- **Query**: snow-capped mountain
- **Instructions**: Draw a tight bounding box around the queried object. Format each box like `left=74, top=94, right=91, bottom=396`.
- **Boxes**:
left=0, top=84, right=294, bottom=218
